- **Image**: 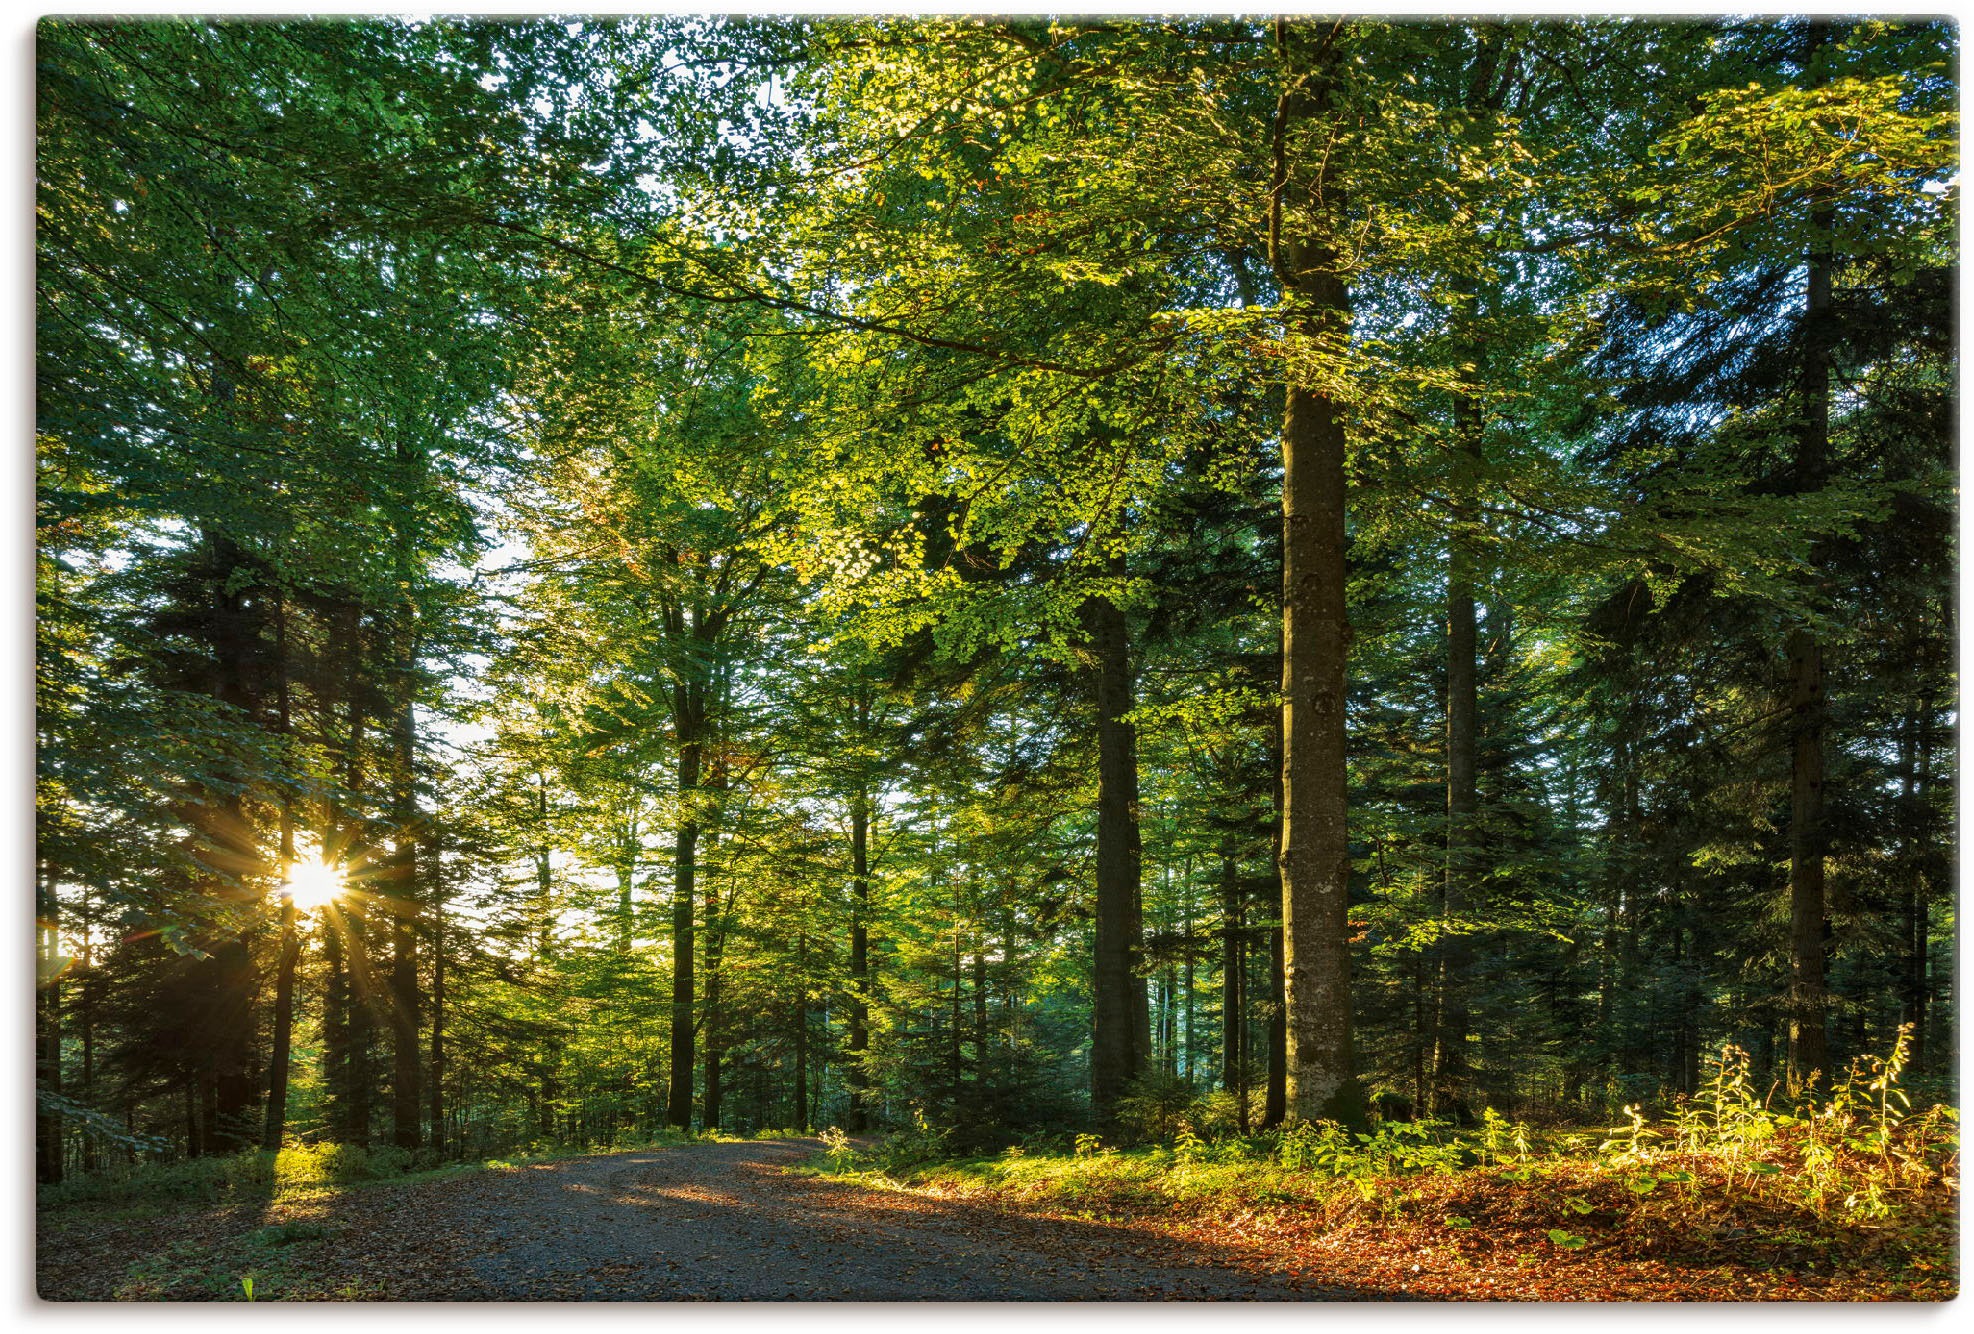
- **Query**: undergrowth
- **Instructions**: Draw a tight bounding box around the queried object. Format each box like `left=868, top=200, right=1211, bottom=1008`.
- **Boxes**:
left=815, top=1028, right=1956, bottom=1288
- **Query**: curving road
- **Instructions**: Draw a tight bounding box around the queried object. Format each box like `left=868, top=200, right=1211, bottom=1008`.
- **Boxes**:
left=432, top=1138, right=1368, bottom=1301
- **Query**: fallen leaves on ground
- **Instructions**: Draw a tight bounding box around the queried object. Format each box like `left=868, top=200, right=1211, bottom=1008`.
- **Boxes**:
left=895, top=1155, right=1957, bottom=1301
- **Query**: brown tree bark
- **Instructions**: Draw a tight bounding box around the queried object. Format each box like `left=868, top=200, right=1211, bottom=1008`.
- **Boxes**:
left=1269, top=17, right=1363, bottom=1128
left=702, top=743, right=729, bottom=1130
left=1089, top=548, right=1147, bottom=1123
left=1438, top=386, right=1481, bottom=1117
left=667, top=692, right=702, bottom=1129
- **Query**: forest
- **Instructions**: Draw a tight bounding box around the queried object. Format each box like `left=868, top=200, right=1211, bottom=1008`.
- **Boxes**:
left=34, top=13, right=1958, bottom=1302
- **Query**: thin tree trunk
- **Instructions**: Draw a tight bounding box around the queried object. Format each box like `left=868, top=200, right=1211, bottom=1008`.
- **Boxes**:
left=390, top=647, right=421, bottom=1151
left=263, top=842, right=298, bottom=1150
left=667, top=686, right=702, bottom=1129
left=1219, top=848, right=1245, bottom=1128
left=264, top=596, right=298, bottom=1152
left=847, top=776, right=872, bottom=1131
left=1786, top=18, right=1836, bottom=1090
left=1264, top=709, right=1288, bottom=1128
left=1090, top=547, right=1146, bottom=1123
left=1439, top=393, right=1480, bottom=1118
left=430, top=888, right=447, bottom=1157
left=36, top=861, right=63, bottom=1184
left=794, top=931, right=810, bottom=1131
left=949, top=926, right=965, bottom=1106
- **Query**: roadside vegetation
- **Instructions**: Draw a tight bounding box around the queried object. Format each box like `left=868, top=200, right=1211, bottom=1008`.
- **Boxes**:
left=817, top=1037, right=1958, bottom=1299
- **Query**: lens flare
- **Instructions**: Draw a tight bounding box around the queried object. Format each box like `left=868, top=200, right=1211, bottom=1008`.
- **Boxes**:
left=281, top=856, right=346, bottom=911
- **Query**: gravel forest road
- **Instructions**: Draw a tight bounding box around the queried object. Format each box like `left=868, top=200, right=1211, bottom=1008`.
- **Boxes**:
left=442, top=1138, right=1367, bottom=1301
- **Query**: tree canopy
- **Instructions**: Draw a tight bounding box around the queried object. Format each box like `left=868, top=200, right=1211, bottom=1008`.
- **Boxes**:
left=36, top=15, right=1954, bottom=1187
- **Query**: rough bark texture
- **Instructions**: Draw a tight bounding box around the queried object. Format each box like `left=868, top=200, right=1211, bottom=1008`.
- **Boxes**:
left=667, top=701, right=702, bottom=1129
left=1089, top=552, right=1147, bottom=1123
left=1269, top=18, right=1363, bottom=1128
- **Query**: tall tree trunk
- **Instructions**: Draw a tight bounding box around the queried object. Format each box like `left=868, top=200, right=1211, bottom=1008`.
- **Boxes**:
left=344, top=902, right=375, bottom=1148
left=36, top=861, right=63, bottom=1185
left=973, top=943, right=990, bottom=1082
left=1787, top=21, right=1836, bottom=1087
left=794, top=930, right=810, bottom=1131
left=1270, top=16, right=1363, bottom=1128
left=949, top=926, right=965, bottom=1107
left=78, top=897, right=97, bottom=1174
left=430, top=885, right=447, bottom=1156
left=1263, top=706, right=1288, bottom=1127
left=1218, top=848, right=1245, bottom=1114
left=390, top=679, right=422, bottom=1151
left=1906, top=695, right=1936, bottom=1071
left=615, top=829, right=637, bottom=954
left=263, top=840, right=298, bottom=1151
left=667, top=686, right=702, bottom=1129
left=1089, top=548, right=1146, bottom=1123
left=323, top=915, right=350, bottom=1142
left=1438, top=390, right=1481, bottom=1118
left=847, top=777, right=872, bottom=1131
left=702, top=746, right=728, bottom=1131
left=703, top=938, right=725, bottom=1129
left=264, top=596, right=298, bottom=1152
left=1265, top=920, right=1288, bottom=1127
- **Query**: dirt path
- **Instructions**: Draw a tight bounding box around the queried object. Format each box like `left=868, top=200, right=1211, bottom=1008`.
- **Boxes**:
left=437, top=1139, right=1368, bottom=1300
left=42, top=1138, right=1383, bottom=1301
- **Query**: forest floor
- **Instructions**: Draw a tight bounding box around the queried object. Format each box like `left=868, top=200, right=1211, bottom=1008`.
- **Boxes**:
left=37, top=1137, right=1365, bottom=1301
left=38, top=1133, right=1956, bottom=1302
left=819, top=1141, right=1959, bottom=1302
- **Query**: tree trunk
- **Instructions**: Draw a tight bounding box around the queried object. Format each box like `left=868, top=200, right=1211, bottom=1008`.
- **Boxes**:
left=36, top=862, right=63, bottom=1185
left=1787, top=23, right=1836, bottom=1085
left=1089, top=548, right=1146, bottom=1123
left=794, top=929, right=811, bottom=1132
left=430, top=889, right=447, bottom=1156
left=1265, top=920, right=1288, bottom=1127
left=390, top=669, right=422, bottom=1151
left=668, top=693, right=702, bottom=1129
left=263, top=896, right=298, bottom=1152
left=264, top=598, right=298, bottom=1152
left=1218, top=848, right=1245, bottom=1120
left=1270, top=17, right=1363, bottom=1128
left=847, top=779, right=872, bottom=1131
left=702, top=797, right=726, bottom=1131
left=1264, top=709, right=1288, bottom=1128
left=1438, top=388, right=1480, bottom=1118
